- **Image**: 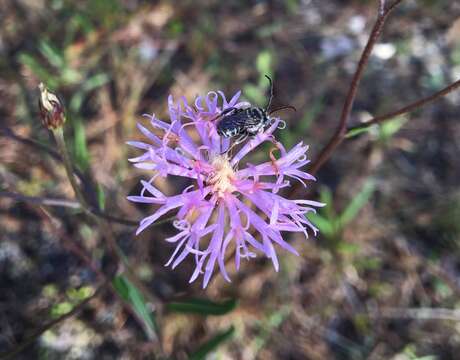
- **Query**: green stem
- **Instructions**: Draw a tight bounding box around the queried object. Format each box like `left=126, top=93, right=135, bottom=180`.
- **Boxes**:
left=51, top=126, right=164, bottom=342
left=52, top=128, right=94, bottom=218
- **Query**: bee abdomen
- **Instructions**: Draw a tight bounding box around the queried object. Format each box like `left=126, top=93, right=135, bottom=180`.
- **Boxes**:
left=216, top=106, right=268, bottom=138
left=216, top=118, right=244, bottom=137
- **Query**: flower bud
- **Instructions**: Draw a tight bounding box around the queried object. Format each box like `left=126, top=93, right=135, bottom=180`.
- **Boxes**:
left=38, top=83, right=65, bottom=130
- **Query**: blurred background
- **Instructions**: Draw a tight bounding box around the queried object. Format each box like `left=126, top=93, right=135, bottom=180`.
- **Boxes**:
left=1, top=0, right=460, bottom=359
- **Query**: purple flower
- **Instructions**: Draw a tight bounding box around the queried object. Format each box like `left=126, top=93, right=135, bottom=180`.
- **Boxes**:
left=127, top=90, right=324, bottom=288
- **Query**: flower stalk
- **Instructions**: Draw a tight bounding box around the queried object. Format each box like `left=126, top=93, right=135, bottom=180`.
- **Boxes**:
left=52, top=127, right=94, bottom=217
left=38, top=82, right=163, bottom=342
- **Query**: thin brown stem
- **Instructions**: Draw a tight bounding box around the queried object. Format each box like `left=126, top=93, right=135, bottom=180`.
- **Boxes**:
left=0, top=189, right=163, bottom=227
left=0, top=191, right=80, bottom=209
left=287, top=1, right=404, bottom=200
left=307, top=0, right=404, bottom=177
left=0, top=283, right=107, bottom=360
left=347, top=78, right=460, bottom=133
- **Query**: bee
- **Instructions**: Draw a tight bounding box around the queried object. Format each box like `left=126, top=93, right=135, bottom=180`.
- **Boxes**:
left=216, top=75, right=295, bottom=144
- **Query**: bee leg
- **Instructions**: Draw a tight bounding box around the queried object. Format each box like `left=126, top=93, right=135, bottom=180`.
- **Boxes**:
left=221, top=107, right=237, bottom=115
left=220, top=133, right=248, bottom=156
left=234, top=133, right=249, bottom=145
left=221, top=140, right=236, bottom=156
left=224, top=143, right=236, bottom=157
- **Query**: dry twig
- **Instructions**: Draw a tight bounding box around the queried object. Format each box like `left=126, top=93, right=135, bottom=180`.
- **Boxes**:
left=347, top=78, right=460, bottom=132
left=0, top=191, right=80, bottom=209
left=307, top=0, right=405, bottom=177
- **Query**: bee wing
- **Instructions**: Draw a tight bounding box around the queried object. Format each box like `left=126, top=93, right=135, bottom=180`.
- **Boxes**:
left=218, top=111, right=252, bottom=128
left=232, top=111, right=250, bottom=125
left=242, top=115, right=263, bottom=126
left=209, top=107, right=238, bottom=122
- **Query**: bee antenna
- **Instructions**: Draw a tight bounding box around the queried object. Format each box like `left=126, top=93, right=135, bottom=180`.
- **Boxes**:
left=264, top=75, right=274, bottom=111
left=269, top=105, right=297, bottom=115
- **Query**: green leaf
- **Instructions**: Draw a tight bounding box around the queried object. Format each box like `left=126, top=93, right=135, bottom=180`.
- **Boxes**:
left=306, top=212, right=335, bottom=238
left=336, top=241, right=360, bottom=255
left=61, top=67, right=82, bottom=86
left=97, top=184, right=106, bottom=211
left=279, top=128, right=295, bottom=149
left=354, top=257, right=382, bottom=271
left=189, top=326, right=235, bottom=360
left=338, top=180, right=376, bottom=228
left=168, top=19, right=184, bottom=36
left=70, top=73, right=109, bottom=112
left=347, top=116, right=407, bottom=140
left=67, top=286, right=93, bottom=302
left=345, top=126, right=373, bottom=138
left=256, top=23, right=284, bottom=38
left=433, top=278, right=453, bottom=299
left=243, top=84, right=265, bottom=104
left=297, top=97, right=324, bottom=134
left=378, top=116, right=407, bottom=141
left=39, top=40, right=65, bottom=69
left=18, top=53, right=58, bottom=88
left=69, top=92, right=85, bottom=113
left=166, top=298, right=238, bottom=316
left=63, top=12, right=93, bottom=48
left=86, top=0, right=123, bottom=29
left=112, top=274, right=157, bottom=339
left=252, top=306, right=290, bottom=353
left=72, top=118, right=90, bottom=171
left=51, top=301, right=73, bottom=318
left=43, top=284, right=58, bottom=298
left=256, top=50, right=273, bottom=77
left=319, top=187, right=335, bottom=220
left=82, top=73, right=110, bottom=92
left=285, top=0, right=300, bottom=13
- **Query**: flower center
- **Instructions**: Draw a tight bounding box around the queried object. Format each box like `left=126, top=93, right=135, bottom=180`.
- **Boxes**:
left=207, top=155, right=236, bottom=196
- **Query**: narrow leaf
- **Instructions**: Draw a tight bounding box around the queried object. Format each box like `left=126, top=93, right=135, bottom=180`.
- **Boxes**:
left=256, top=50, right=273, bottom=78
left=82, top=73, right=110, bottom=92
left=97, top=183, right=106, bottom=211
left=189, top=326, right=235, bottom=360
left=306, top=212, right=335, bottom=238
left=338, top=180, right=376, bottom=227
left=39, top=40, right=65, bottom=69
left=166, top=298, right=237, bottom=316
left=72, top=118, right=90, bottom=171
left=319, top=186, right=336, bottom=220
left=70, top=73, right=109, bottom=112
left=336, top=241, right=360, bottom=255
left=345, top=126, right=373, bottom=138
left=18, top=53, right=58, bottom=88
left=379, top=116, right=407, bottom=141
left=112, top=274, right=157, bottom=339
